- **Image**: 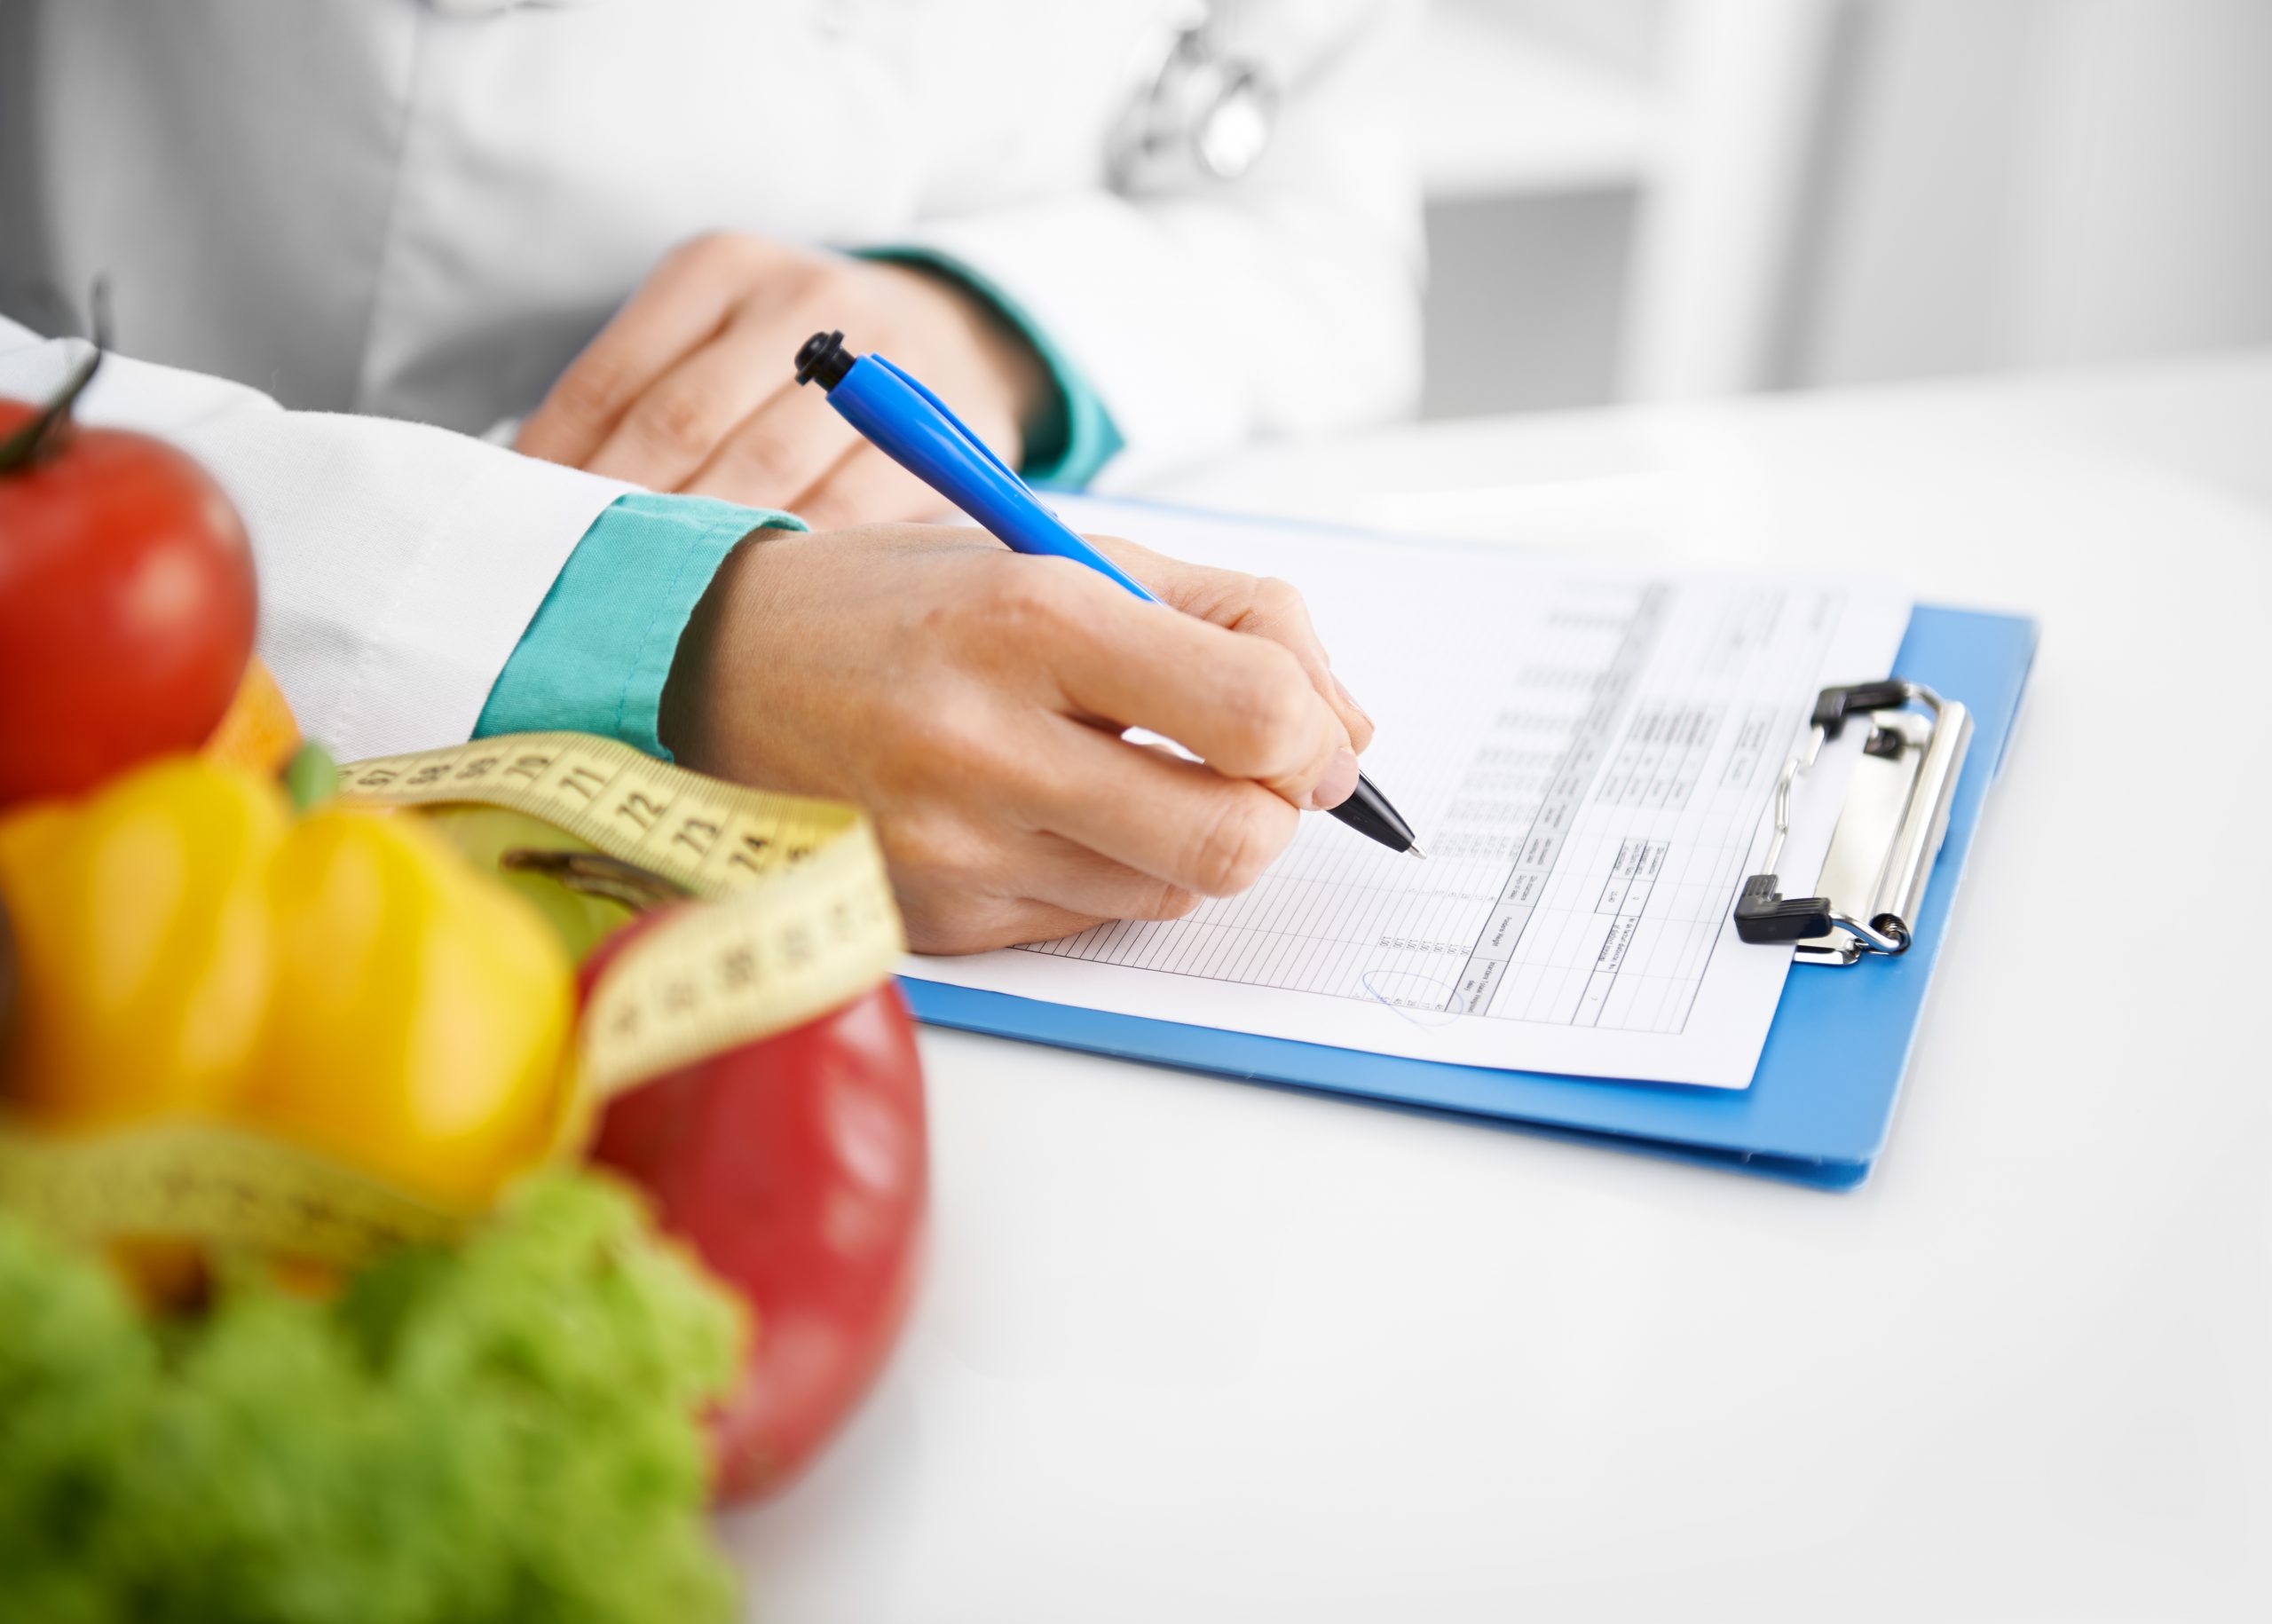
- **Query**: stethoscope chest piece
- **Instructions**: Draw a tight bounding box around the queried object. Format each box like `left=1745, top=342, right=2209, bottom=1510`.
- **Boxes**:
left=1109, top=6, right=1278, bottom=189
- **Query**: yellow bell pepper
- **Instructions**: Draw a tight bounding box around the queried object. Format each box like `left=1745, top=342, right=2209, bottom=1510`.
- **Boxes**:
left=0, top=757, right=573, bottom=1211
left=0, top=757, right=287, bottom=1127
left=243, top=808, right=573, bottom=1208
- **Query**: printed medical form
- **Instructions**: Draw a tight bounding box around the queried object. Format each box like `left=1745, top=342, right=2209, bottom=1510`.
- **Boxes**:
left=906, top=501, right=1913, bottom=1087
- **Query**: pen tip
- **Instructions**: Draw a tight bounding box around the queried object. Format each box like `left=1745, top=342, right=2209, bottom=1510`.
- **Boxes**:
left=1406, top=841, right=1428, bottom=860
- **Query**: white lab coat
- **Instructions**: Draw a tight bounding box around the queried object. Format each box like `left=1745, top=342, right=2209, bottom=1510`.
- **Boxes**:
left=0, top=318, right=630, bottom=761
left=0, top=0, right=1419, bottom=760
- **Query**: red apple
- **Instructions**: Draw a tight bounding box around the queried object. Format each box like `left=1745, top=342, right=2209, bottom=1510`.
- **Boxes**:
left=578, top=910, right=928, bottom=1501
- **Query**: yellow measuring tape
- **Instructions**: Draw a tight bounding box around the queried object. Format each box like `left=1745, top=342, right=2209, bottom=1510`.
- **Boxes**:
left=334, top=734, right=905, bottom=1097
left=0, top=733, right=905, bottom=1264
left=0, top=1120, right=464, bottom=1267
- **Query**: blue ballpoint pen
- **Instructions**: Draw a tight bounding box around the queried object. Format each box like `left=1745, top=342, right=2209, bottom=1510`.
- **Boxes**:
left=793, top=329, right=1423, bottom=857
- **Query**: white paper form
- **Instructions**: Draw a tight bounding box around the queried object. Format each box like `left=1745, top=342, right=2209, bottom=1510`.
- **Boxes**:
left=903, top=501, right=1913, bottom=1087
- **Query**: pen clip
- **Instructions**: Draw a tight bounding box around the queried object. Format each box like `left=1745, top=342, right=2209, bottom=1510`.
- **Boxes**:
left=870, top=353, right=1040, bottom=497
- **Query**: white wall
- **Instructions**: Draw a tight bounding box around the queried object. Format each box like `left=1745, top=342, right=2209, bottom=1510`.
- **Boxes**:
left=1408, top=0, right=2272, bottom=416
left=1799, top=0, right=2272, bottom=385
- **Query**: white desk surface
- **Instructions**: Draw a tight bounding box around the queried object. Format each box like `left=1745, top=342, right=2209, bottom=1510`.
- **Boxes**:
left=724, top=352, right=2272, bottom=1622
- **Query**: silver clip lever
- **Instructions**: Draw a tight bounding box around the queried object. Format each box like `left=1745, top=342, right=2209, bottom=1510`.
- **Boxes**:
left=1736, top=680, right=1972, bottom=965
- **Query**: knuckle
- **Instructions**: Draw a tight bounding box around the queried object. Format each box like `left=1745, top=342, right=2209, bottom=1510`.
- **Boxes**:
left=981, top=557, right=1085, bottom=638
left=942, top=710, right=1037, bottom=797
left=1187, top=797, right=1282, bottom=897
left=1210, top=566, right=1262, bottom=613
left=631, top=387, right=724, bottom=459
left=916, top=683, right=995, bottom=748
left=895, top=693, right=993, bottom=784
left=549, top=361, right=625, bottom=427
left=714, top=434, right=795, bottom=493
left=1135, top=884, right=1203, bottom=922
left=880, top=812, right=984, bottom=888
left=674, top=229, right=752, bottom=269
left=1228, top=643, right=1320, bottom=768
left=1251, top=575, right=1304, bottom=619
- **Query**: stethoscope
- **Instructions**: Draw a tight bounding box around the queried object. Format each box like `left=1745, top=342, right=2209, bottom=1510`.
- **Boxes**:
left=1108, top=1, right=1279, bottom=189
left=423, top=1, right=1278, bottom=187
left=420, top=1, right=1279, bottom=187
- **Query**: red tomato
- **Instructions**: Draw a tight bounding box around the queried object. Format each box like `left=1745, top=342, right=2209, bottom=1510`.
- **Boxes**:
left=0, top=396, right=256, bottom=807
left=580, top=913, right=928, bottom=1502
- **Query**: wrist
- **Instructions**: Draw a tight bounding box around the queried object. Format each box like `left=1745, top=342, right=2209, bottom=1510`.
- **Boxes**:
left=658, top=527, right=774, bottom=769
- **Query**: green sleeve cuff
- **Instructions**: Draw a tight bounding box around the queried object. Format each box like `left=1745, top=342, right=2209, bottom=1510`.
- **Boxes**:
left=855, top=246, right=1124, bottom=489
left=474, top=492, right=803, bottom=761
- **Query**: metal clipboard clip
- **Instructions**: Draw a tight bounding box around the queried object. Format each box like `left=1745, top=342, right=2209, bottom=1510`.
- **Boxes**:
left=1734, top=681, right=1973, bottom=966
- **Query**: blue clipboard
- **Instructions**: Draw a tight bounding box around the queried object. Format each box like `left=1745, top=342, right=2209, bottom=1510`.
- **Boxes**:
left=901, top=604, right=2037, bottom=1190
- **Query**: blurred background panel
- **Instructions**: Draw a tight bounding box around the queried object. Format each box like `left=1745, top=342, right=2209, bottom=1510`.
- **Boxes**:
left=1398, top=0, right=2272, bottom=418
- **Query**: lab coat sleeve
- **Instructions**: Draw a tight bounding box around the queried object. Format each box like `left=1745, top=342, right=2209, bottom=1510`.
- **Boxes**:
left=0, top=318, right=630, bottom=762
left=856, top=248, right=1126, bottom=488
left=476, top=492, right=802, bottom=761
left=881, top=0, right=1424, bottom=485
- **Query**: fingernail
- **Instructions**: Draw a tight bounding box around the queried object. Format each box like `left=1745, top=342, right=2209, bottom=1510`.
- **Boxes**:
left=1333, top=674, right=1371, bottom=723
left=1311, top=746, right=1361, bottom=811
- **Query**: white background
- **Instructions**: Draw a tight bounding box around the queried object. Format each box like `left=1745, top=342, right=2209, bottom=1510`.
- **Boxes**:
left=723, top=351, right=2272, bottom=1621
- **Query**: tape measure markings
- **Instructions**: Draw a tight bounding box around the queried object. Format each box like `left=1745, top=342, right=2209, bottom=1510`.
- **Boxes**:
left=335, top=734, right=852, bottom=898
left=579, top=859, right=902, bottom=1096
left=336, top=733, right=905, bottom=1100
left=0, top=1118, right=469, bottom=1265
left=0, top=733, right=906, bottom=1264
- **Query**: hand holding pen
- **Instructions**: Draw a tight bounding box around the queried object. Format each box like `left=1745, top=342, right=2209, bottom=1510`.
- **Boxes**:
left=659, top=511, right=1382, bottom=954
left=656, top=328, right=1414, bottom=955
left=793, top=331, right=1422, bottom=859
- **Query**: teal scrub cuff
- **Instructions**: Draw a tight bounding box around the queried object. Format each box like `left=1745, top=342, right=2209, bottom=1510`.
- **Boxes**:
left=474, top=492, right=803, bottom=761
left=856, top=246, right=1124, bottom=489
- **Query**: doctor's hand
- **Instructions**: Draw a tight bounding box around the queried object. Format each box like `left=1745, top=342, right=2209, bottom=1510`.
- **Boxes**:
left=517, top=233, right=1048, bottom=529
left=659, top=525, right=1377, bottom=954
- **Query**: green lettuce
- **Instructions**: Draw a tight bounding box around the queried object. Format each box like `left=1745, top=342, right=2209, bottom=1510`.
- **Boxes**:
left=0, top=1171, right=745, bottom=1624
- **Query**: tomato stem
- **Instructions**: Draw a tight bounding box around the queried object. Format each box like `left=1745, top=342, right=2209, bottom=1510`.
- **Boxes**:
left=0, top=278, right=112, bottom=476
